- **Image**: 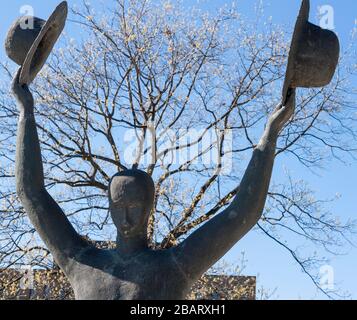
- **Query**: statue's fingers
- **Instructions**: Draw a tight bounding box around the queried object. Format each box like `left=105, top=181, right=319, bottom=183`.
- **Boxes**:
left=12, top=67, right=32, bottom=97
left=285, top=88, right=296, bottom=106
left=11, top=68, right=23, bottom=92
left=14, top=67, right=22, bottom=83
left=275, top=101, right=284, bottom=111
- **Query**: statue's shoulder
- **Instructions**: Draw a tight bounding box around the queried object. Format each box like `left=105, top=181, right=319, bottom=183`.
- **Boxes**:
left=68, top=244, right=111, bottom=267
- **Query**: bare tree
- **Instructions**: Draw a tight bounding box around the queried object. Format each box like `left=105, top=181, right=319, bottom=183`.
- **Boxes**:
left=0, top=0, right=356, bottom=298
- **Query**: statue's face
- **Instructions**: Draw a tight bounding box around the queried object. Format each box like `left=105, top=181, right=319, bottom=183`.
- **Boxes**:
left=110, top=199, right=151, bottom=238
left=109, top=170, right=155, bottom=239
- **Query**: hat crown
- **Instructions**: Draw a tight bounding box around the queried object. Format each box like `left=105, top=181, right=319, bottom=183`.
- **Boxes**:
left=290, top=22, right=340, bottom=88
left=282, top=0, right=340, bottom=102
left=4, top=1, right=68, bottom=85
left=5, top=16, right=46, bottom=65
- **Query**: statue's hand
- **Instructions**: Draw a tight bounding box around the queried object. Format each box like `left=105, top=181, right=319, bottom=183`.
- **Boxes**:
left=12, top=68, right=34, bottom=112
left=269, top=88, right=296, bottom=134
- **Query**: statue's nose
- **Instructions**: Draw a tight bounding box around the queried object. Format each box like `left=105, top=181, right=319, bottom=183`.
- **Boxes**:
left=122, top=208, right=130, bottom=227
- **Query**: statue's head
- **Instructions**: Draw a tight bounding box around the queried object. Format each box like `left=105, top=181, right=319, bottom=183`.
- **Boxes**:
left=109, top=170, right=155, bottom=239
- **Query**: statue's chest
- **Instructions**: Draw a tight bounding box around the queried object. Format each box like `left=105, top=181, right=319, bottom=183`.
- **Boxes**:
left=69, top=249, right=188, bottom=300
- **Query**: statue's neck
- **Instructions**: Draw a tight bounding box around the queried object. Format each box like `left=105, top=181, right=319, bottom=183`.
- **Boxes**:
left=116, top=232, right=148, bottom=256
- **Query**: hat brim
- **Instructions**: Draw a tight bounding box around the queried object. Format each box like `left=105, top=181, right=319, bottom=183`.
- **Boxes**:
left=19, top=1, right=68, bottom=85
left=282, top=0, right=310, bottom=104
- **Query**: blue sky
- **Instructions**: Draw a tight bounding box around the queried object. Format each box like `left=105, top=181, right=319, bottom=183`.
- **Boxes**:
left=1, top=0, right=356, bottom=299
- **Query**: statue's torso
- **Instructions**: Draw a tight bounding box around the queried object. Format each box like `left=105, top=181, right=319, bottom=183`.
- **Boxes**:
left=64, top=247, right=191, bottom=300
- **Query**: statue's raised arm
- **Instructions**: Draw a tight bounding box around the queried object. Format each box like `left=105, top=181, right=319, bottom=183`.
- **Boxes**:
left=7, top=2, right=88, bottom=270
left=13, top=69, right=88, bottom=268
left=172, top=90, right=296, bottom=280
left=171, top=0, right=340, bottom=283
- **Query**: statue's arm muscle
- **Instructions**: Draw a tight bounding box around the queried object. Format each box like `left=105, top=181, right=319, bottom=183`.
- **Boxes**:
left=172, top=90, right=296, bottom=281
left=14, top=71, right=88, bottom=267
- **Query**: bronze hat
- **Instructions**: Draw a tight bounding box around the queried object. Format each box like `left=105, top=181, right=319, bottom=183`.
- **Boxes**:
left=282, top=0, right=340, bottom=103
left=5, top=1, right=68, bottom=85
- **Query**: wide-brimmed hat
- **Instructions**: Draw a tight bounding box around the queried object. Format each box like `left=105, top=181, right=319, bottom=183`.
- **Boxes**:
left=5, top=1, right=68, bottom=85
left=282, top=0, right=340, bottom=103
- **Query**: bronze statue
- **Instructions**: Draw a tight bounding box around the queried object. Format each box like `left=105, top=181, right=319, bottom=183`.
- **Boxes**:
left=7, top=0, right=339, bottom=300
